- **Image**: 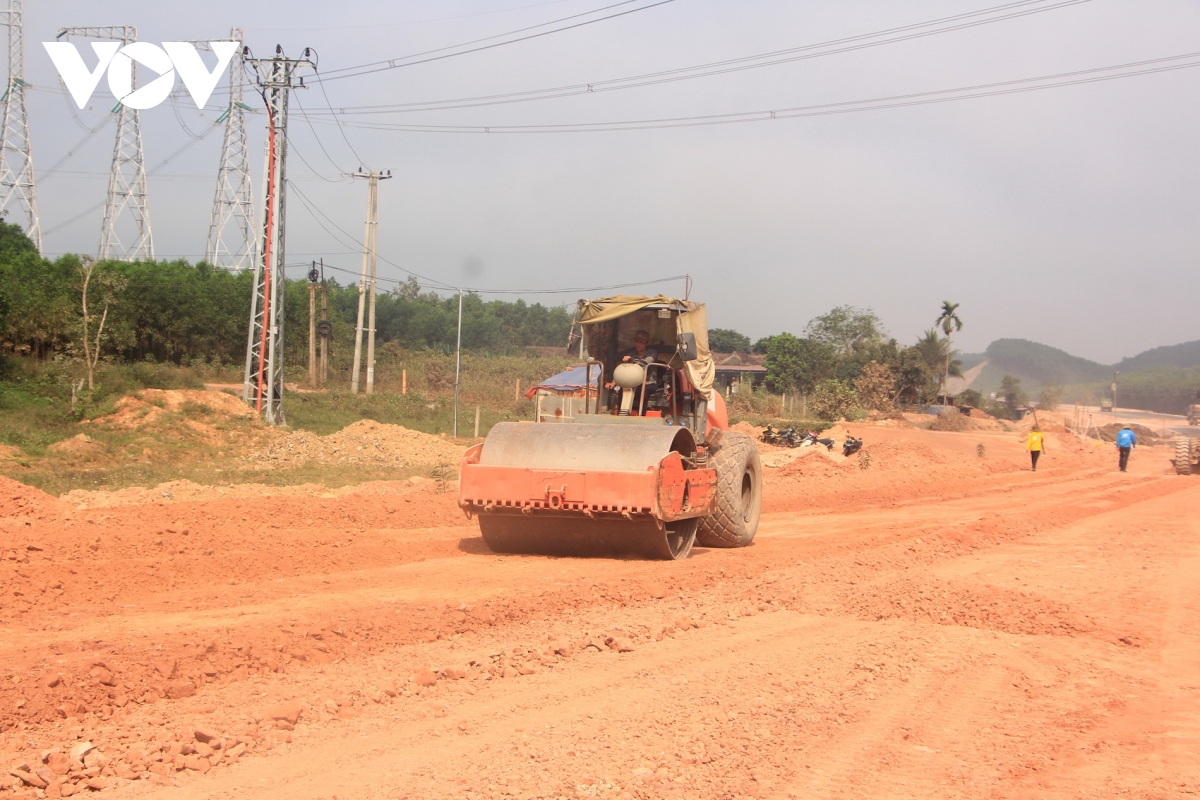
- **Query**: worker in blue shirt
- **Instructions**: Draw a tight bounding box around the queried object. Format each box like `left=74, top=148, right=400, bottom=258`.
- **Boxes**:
left=1115, top=425, right=1136, bottom=472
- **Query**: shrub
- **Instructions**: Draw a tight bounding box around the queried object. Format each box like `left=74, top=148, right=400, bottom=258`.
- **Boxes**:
left=930, top=407, right=969, bottom=432
left=810, top=379, right=859, bottom=421
left=853, top=361, right=893, bottom=411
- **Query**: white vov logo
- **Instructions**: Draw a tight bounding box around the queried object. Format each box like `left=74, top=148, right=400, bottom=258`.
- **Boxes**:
left=43, top=41, right=241, bottom=110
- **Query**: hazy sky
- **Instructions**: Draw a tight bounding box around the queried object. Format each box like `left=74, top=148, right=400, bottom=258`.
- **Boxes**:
left=17, top=0, right=1200, bottom=363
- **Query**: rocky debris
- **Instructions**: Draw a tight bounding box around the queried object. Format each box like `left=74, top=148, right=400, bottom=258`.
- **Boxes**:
left=264, top=700, right=304, bottom=725
left=0, top=475, right=63, bottom=519
left=411, top=669, right=438, bottom=688
left=164, top=680, right=197, bottom=700
left=252, top=420, right=464, bottom=468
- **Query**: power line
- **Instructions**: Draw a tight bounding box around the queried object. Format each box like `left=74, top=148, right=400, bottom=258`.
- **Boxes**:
left=284, top=131, right=351, bottom=183
left=272, top=0, right=586, bottom=33
left=288, top=179, right=456, bottom=290
left=315, top=0, right=677, bottom=82
left=300, top=52, right=370, bottom=168
left=304, top=52, right=1200, bottom=134
left=307, top=0, right=1090, bottom=115
left=291, top=90, right=353, bottom=175
left=310, top=256, right=687, bottom=297
left=43, top=119, right=221, bottom=236
left=289, top=179, right=687, bottom=297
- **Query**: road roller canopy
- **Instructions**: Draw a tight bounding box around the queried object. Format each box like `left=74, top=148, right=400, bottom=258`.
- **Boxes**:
left=576, top=295, right=715, bottom=401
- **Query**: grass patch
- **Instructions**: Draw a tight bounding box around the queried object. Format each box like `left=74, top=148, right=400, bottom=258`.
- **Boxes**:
left=283, top=389, right=534, bottom=439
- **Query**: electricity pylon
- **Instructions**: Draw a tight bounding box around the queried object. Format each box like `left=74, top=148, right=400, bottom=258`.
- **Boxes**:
left=203, top=28, right=254, bottom=270
left=0, top=0, right=39, bottom=249
left=241, top=46, right=314, bottom=426
left=56, top=26, right=153, bottom=261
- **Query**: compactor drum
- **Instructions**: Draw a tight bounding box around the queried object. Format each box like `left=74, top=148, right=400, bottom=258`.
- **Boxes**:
left=458, top=295, right=763, bottom=560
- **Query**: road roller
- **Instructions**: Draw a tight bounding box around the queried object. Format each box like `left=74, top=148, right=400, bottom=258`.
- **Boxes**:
left=458, top=295, right=762, bottom=560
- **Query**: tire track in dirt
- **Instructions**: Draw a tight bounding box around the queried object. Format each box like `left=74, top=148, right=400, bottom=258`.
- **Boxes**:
left=2, top=464, right=1196, bottom=798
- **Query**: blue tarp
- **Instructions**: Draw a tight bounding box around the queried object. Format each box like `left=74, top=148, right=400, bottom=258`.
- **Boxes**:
left=527, top=365, right=600, bottom=398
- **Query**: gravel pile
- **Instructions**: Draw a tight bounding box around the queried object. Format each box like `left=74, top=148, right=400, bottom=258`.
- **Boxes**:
left=253, top=420, right=464, bottom=467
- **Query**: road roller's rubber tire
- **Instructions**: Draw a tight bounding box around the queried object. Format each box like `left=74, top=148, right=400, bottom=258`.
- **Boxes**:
left=1176, top=438, right=1193, bottom=476
left=696, top=431, right=762, bottom=548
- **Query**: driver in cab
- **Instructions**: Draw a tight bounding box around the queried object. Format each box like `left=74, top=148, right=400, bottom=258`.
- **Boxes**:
left=605, top=329, right=659, bottom=409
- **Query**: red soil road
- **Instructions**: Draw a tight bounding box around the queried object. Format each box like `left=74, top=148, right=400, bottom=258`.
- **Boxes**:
left=1, top=427, right=1197, bottom=799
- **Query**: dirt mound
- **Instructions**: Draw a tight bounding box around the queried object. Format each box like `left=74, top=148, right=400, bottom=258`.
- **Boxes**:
left=1097, top=422, right=1159, bottom=443
left=47, top=433, right=104, bottom=455
left=0, top=442, right=22, bottom=460
left=865, top=410, right=912, bottom=428
left=729, top=421, right=759, bottom=437
left=864, top=438, right=963, bottom=468
left=254, top=420, right=464, bottom=468
left=0, top=475, right=61, bottom=519
left=94, top=389, right=255, bottom=429
left=776, top=449, right=852, bottom=478
left=929, top=408, right=970, bottom=432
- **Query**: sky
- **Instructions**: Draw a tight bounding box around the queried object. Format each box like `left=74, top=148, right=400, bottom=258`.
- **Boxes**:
left=12, top=0, right=1200, bottom=364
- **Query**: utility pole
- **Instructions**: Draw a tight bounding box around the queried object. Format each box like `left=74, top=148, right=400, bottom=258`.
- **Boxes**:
left=318, top=258, right=329, bottom=386
left=204, top=28, right=254, bottom=270
left=0, top=0, right=40, bottom=250
left=350, top=168, right=391, bottom=394
left=57, top=26, right=153, bottom=261
left=1112, top=370, right=1119, bottom=412
left=241, top=46, right=314, bottom=426
left=307, top=262, right=318, bottom=388
left=453, top=288, right=463, bottom=438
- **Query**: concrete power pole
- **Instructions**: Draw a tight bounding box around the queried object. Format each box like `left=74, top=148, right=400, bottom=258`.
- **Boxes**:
left=240, top=46, right=314, bottom=426
left=204, top=28, right=254, bottom=270
left=318, top=258, right=329, bottom=386
left=57, top=26, right=153, bottom=261
left=0, top=0, right=40, bottom=250
left=350, top=169, right=391, bottom=394
left=307, top=262, right=318, bottom=388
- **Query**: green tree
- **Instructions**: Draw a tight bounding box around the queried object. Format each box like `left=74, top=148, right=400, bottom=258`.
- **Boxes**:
left=708, top=328, right=751, bottom=353
left=763, top=333, right=835, bottom=394
left=1000, top=375, right=1027, bottom=417
left=1036, top=384, right=1063, bottom=409
left=805, top=306, right=884, bottom=363
left=935, top=300, right=963, bottom=401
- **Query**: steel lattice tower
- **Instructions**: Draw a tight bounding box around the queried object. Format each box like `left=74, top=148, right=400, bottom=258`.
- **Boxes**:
left=204, top=28, right=254, bottom=270
left=57, top=26, right=153, bottom=261
left=241, top=47, right=313, bottom=426
left=0, top=0, right=40, bottom=249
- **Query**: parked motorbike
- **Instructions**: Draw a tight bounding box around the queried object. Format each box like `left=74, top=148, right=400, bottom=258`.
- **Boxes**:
left=842, top=434, right=863, bottom=457
left=779, top=426, right=802, bottom=448
left=809, top=431, right=835, bottom=451
left=760, top=425, right=780, bottom=446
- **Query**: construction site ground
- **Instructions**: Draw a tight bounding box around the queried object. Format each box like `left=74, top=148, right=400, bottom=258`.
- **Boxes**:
left=2, top=413, right=1198, bottom=799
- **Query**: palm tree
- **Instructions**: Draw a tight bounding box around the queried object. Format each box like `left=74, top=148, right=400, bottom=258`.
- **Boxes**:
left=935, top=301, right=963, bottom=402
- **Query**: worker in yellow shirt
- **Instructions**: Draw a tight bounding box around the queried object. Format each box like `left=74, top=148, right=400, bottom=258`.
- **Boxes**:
left=1026, top=425, right=1047, bottom=471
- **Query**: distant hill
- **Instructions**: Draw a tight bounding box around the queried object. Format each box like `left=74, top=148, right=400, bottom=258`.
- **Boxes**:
left=957, top=352, right=988, bottom=371
left=985, top=339, right=1110, bottom=385
left=962, top=337, right=1200, bottom=414
left=1115, top=339, right=1200, bottom=372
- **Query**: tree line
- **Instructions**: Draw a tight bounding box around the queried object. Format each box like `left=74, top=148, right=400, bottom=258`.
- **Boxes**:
left=0, top=223, right=574, bottom=367
left=718, top=304, right=970, bottom=420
